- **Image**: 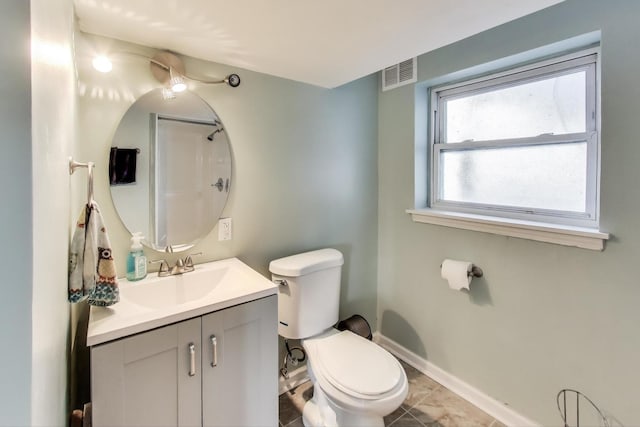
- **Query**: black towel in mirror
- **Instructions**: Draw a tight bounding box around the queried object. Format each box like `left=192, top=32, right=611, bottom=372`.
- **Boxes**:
left=109, top=147, right=137, bottom=185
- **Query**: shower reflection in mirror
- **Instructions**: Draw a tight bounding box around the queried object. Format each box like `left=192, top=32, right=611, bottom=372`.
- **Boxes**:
left=150, top=114, right=230, bottom=249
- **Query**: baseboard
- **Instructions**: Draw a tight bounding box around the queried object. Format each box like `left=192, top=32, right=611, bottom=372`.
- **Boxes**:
left=278, top=365, right=310, bottom=395
left=374, top=332, right=539, bottom=427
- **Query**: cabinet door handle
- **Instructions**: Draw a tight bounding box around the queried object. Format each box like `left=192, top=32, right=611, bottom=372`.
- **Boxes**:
left=210, top=335, right=218, bottom=367
left=188, top=343, right=196, bottom=377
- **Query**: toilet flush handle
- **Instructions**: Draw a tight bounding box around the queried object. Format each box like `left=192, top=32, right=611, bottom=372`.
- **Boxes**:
left=274, top=279, right=288, bottom=286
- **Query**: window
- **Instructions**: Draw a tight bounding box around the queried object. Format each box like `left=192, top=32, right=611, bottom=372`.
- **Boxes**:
left=430, top=49, right=599, bottom=228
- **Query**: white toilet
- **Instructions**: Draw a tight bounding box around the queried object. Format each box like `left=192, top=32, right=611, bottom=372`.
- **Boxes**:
left=270, top=248, right=408, bottom=427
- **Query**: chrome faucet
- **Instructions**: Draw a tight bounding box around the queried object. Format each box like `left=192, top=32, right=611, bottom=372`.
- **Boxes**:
left=171, top=258, right=188, bottom=275
left=184, top=252, right=202, bottom=269
left=149, top=259, right=171, bottom=277
left=150, top=252, right=202, bottom=277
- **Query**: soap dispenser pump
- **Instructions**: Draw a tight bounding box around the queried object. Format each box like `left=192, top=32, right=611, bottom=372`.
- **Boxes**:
left=126, top=232, right=147, bottom=281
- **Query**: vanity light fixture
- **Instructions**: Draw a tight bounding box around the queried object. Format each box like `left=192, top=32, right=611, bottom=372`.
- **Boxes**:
left=91, top=50, right=241, bottom=94
left=161, top=87, right=176, bottom=100
left=148, top=51, right=241, bottom=95
left=168, top=68, right=187, bottom=93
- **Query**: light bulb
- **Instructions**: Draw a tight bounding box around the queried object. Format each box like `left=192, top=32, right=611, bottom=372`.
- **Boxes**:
left=170, top=75, right=187, bottom=92
left=92, top=55, right=112, bottom=73
left=161, top=88, right=176, bottom=100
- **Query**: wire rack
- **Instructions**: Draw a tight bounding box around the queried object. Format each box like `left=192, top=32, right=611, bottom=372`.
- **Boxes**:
left=557, top=389, right=622, bottom=427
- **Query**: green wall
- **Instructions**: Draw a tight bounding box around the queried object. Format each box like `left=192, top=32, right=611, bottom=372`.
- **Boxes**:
left=75, top=1, right=640, bottom=424
left=378, top=1, right=640, bottom=424
left=76, top=33, right=379, bottom=327
left=0, top=1, right=32, bottom=425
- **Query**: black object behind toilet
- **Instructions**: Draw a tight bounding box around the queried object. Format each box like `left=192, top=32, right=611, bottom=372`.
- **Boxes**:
left=336, top=314, right=373, bottom=341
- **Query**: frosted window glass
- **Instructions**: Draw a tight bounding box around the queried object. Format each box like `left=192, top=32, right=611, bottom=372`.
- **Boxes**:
left=445, top=71, right=586, bottom=142
left=440, top=142, right=587, bottom=212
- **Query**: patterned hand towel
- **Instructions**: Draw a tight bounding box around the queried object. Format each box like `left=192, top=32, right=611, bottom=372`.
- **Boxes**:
left=68, top=202, right=119, bottom=306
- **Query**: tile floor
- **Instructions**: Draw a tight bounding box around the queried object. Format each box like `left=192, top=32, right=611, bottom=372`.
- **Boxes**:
left=279, top=360, right=506, bottom=427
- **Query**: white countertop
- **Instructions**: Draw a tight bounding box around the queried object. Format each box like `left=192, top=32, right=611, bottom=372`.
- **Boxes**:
left=87, top=257, right=277, bottom=346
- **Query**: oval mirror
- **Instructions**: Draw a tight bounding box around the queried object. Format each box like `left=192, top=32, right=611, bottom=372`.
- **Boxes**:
left=109, top=89, right=231, bottom=252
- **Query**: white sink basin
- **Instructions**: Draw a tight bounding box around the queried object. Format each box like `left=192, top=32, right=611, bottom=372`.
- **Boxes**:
left=123, top=266, right=229, bottom=309
left=87, top=257, right=277, bottom=346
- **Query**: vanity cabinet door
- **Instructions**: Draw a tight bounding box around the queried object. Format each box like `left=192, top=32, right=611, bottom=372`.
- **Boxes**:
left=91, top=317, right=202, bottom=427
left=201, top=295, right=278, bottom=427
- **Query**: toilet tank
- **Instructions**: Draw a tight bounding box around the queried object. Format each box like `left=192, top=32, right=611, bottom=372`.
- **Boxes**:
left=269, top=248, right=344, bottom=339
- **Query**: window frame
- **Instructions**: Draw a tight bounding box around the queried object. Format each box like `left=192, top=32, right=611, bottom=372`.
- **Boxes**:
left=429, top=48, right=600, bottom=228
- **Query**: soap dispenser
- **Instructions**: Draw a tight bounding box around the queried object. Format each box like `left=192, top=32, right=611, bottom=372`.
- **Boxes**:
left=126, top=232, right=147, bottom=281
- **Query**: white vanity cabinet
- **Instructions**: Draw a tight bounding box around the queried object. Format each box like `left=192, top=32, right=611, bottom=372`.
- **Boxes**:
left=90, top=295, right=277, bottom=427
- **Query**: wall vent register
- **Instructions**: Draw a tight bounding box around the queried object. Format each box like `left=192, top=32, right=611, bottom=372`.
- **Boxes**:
left=382, top=58, right=417, bottom=91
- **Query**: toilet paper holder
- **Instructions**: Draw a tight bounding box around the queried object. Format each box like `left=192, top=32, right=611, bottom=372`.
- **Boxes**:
left=439, top=263, right=484, bottom=278
left=469, top=265, right=483, bottom=278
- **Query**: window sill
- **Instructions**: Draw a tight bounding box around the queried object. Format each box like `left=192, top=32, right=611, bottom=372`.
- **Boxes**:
left=406, top=208, right=609, bottom=251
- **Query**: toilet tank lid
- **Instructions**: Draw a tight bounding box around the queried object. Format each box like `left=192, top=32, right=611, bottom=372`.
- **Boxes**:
left=269, top=248, right=344, bottom=277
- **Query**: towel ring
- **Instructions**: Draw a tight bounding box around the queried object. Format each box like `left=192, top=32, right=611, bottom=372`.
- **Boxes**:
left=69, top=157, right=95, bottom=205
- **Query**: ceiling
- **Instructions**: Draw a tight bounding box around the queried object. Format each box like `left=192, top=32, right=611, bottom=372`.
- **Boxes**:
left=74, top=0, right=564, bottom=88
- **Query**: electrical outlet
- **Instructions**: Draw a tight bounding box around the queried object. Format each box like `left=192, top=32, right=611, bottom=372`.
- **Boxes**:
left=218, top=217, right=232, bottom=241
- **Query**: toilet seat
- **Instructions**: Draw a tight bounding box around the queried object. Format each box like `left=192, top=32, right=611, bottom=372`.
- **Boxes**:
left=306, top=330, right=403, bottom=400
left=303, top=329, right=409, bottom=424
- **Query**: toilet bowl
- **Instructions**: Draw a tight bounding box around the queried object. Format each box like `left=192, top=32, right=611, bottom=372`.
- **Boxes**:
left=302, top=329, right=408, bottom=427
left=269, top=249, right=408, bottom=427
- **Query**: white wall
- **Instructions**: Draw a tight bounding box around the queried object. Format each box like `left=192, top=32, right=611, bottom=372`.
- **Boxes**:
left=0, top=2, right=33, bottom=425
left=30, top=0, right=76, bottom=424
